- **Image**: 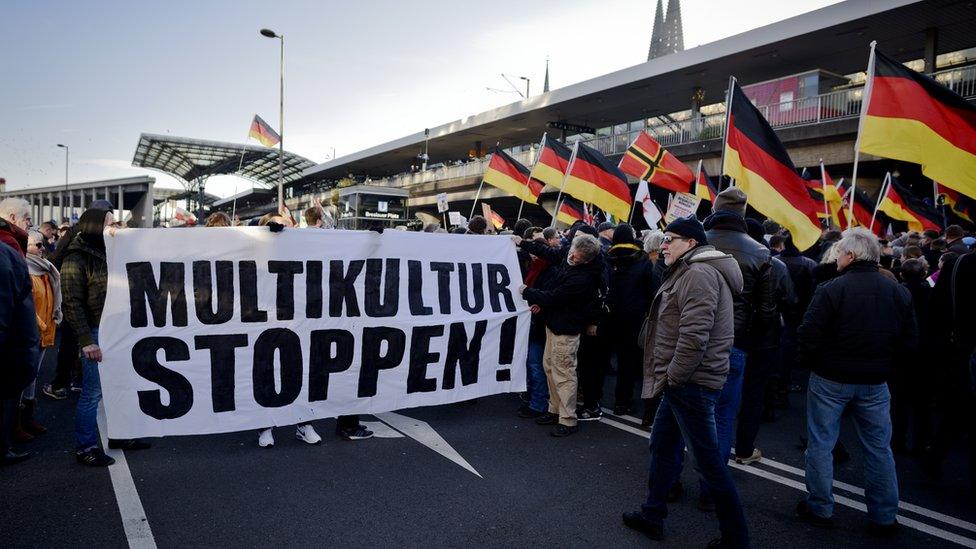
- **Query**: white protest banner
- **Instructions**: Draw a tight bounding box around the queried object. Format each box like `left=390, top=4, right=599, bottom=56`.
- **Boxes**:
left=99, top=228, right=529, bottom=438
left=436, top=192, right=449, bottom=214
left=664, top=192, right=702, bottom=223
left=448, top=211, right=466, bottom=226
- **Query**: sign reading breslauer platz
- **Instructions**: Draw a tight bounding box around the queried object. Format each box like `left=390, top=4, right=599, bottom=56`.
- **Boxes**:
left=99, top=228, right=529, bottom=438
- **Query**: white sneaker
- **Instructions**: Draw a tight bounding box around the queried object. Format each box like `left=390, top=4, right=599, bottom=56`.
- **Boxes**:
left=296, top=424, right=322, bottom=445
left=258, top=428, right=274, bottom=448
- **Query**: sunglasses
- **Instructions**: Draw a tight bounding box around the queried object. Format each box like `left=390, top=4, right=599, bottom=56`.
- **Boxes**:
left=662, top=235, right=689, bottom=244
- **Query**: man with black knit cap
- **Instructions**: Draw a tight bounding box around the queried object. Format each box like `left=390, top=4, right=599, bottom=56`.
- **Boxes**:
left=624, top=215, right=749, bottom=548
left=703, top=187, right=777, bottom=471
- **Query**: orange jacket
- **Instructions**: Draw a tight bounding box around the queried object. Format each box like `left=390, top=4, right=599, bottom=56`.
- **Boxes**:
left=31, top=274, right=58, bottom=347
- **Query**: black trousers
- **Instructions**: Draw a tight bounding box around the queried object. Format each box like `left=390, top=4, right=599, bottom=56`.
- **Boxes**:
left=734, top=347, right=777, bottom=458
left=336, top=415, right=360, bottom=433
left=52, top=325, right=80, bottom=390
left=579, top=329, right=611, bottom=410
left=611, top=320, right=643, bottom=410
left=0, top=399, right=18, bottom=453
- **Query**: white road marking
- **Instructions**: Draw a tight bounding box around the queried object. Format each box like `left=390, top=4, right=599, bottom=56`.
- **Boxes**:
left=375, top=412, right=482, bottom=478
left=360, top=420, right=405, bottom=439
left=598, top=410, right=976, bottom=547
left=97, top=403, right=157, bottom=549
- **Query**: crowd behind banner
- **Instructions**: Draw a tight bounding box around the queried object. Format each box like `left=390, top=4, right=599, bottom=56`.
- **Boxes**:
left=1, top=188, right=975, bottom=546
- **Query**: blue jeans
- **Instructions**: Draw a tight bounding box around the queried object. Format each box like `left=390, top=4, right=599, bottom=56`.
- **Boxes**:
left=75, top=330, right=102, bottom=452
left=642, top=384, right=750, bottom=548
left=805, top=373, right=898, bottom=524
left=526, top=340, right=548, bottom=412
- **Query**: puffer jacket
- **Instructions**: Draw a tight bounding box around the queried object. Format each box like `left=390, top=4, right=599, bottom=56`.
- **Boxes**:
left=705, top=211, right=776, bottom=350
left=642, top=245, right=744, bottom=399
left=60, top=235, right=107, bottom=348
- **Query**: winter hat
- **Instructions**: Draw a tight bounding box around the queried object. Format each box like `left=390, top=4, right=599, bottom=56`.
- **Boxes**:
left=89, top=199, right=114, bottom=211
left=611, top=223, right=639, bottom=246
left=713, top=187, right=747, bottom=218
left=575, top=224, right=599, bottom=238
left=664, top=215, right=708, bottom=246
left=745, top=218, right=765, bottom=244
left=596, top=221, right=615, bottom=233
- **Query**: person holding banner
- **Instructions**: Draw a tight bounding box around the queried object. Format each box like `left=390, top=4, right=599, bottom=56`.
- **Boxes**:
left=516, top=233, right=605, bottom=437
left=61, top=209, right=150, bottom=467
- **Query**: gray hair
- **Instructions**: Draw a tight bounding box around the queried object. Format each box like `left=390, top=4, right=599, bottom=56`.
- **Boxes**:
left=27, top=229, right=44, bottom=247
left=836, top=227, right=881, bottom=263
left=570, top=233, right=601, bottom=262
left=820, top=242, right=840, bottom=264
left=0, top=198, right=30, bottom=222
left=643, top=230, right=665, bottom=254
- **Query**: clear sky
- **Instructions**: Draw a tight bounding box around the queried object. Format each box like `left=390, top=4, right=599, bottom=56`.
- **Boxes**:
left=1, top=0, right=841, bottom=197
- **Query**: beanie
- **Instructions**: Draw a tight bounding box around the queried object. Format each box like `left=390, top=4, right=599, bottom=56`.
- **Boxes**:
left=611, top=223, right=639, bottom=246
left=664, top=215, right=707, bottom=246
left=745, top=218, right=765, bottom=244
left=713, top=187, right=747, bottom=218
left=596, top=221, right=615, bottom=233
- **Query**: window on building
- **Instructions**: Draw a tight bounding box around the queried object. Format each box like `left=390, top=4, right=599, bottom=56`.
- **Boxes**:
left=779, top=91, right=794, bottom=112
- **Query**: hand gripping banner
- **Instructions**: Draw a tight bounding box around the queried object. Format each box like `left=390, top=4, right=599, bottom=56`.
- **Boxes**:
left=99, top=228, right=529, bottom=438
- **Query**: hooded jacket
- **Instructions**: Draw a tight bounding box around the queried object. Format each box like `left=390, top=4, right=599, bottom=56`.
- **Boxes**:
left=60, top=235, right=107, bottom=348
left=642, top=245, right=744, bottom=398
left=704, top=211, right=776, bottom=350
left=606, top=243, right=658, bottom=323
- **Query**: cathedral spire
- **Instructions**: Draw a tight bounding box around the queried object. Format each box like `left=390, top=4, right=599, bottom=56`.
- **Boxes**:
left=543, top=56, right=550, bottom=93
left=648, top=0, right=684, bottom=60
left=648, top=0, right=665, bottom=61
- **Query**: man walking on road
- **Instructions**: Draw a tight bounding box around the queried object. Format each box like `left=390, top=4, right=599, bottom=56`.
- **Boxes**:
left=796, top=227, right=916, bottom=536
left=623, top=216, right=750, bottom=548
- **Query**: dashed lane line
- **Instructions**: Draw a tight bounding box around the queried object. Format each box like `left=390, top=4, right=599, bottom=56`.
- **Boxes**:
left=97, top=403, right=157, bottom=549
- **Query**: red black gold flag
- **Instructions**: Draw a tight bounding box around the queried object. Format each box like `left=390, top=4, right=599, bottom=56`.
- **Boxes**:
left=694, top=163, right=718, bottom=203
left=482, top=149, right=543, bottom=204
left=528, top=135, right=574, bottom=189
left=858, top=47, right=976, bottom=198
left=563, top=143, right=632, bottom=220
left=619, top=132, right=695, bottom=193
left=878, top=176, right=942, bottom=232
left=838, top=179, right=883, bottom=235
left=547, top=196, right=585, bottom=226
left=937, top=183, right=974, bottom=223
left=722, top=80, right=823, bottom=250
left=489, top=210, right=506, bottom=230
left=249, top=115, right=280, bottom=148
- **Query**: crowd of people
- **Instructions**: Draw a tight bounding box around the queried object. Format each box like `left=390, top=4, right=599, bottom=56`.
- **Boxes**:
left=2, top=188, right=975, bottom=547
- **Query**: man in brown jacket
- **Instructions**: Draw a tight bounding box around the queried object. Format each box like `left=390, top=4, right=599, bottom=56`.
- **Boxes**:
left=623, top=216, right=750, bottom=548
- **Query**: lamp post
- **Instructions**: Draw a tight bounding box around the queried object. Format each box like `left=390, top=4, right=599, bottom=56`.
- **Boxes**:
left=57, top=143, right=68, bottom=222
left=260, top=28, right=285, bottom=211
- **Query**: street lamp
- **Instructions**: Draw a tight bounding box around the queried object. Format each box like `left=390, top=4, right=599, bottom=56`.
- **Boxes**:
left=501, top=74, right=530, bottom=98
left=57, top=143, right=68, bottom=222
left=260, top=28, right=285, bottom=211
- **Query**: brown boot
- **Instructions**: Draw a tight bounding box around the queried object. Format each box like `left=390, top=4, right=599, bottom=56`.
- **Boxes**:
left=22, top=399, right=46, bottom=436
left=13, top=404, right=34, bottom=443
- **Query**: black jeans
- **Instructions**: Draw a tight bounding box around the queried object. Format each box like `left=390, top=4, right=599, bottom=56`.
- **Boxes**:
left=0, top=399, right=18, bottom=453
left=611, top=320, right=643, bottom=410
left=52, top=325, right=80, bottom=390
left=735, top=348, right=776, bottom=458
left=642, top=384, right=751, bottom=547
left=579, top=330, right=610, bottom=410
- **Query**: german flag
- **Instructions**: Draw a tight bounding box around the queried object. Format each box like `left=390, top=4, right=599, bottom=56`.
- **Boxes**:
left=878, top=176, right=942, bottom=232
left=528, top=135, right=573, bottom=189
left=249, top=115, right=280, bottom=147
left=482, top=149, right=543, bottom=204
left=722, top=81, right=823, bottom=250
left=937, top=183, right=974, bottom=223
left=489, top=210, right=506, bottom=230
left=857, top=47, right=976, bottom=198
left=563, top=143, right=632, bottom=220
left=838, top=179, right=883, bottom=235
left=546, top=196, right=585, bottom=226
left=619, top=132, right=695, bottom=193
left=694, top=162, right=718, bottom=204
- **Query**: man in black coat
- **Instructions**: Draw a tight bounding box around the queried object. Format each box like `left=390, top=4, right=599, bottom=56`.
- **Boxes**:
left=770, top=232, right=818, bottom=404
left=0, top=242, right=40, bottom=465
left=796, top=227, right=915, bottom=533
left=702, top=187, right=777, bottom=470
left=517, top=233, right=605, bottom=437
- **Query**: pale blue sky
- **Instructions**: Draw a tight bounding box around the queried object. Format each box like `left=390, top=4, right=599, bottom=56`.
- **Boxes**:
left=1, top=0, right=840, bottom=197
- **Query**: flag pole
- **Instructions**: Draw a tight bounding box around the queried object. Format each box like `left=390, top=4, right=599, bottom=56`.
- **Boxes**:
left=516, top=199, right=525, bottom=221
left=516, top=133, right=547, bottom=223
left=869, top=171, right=891, bottom=232
left=719, top=76, right=736, bottom=189
left=549, top=141, right=580, bottom=228
left=819, top=158, right=830, bottom=225
left=231, top=134, right=252, bottom=224
left=470, top=142, right=500, bottom=219
left=628, top=181, right=642, bottom=223
left=850, top=40, right=878, bottom=223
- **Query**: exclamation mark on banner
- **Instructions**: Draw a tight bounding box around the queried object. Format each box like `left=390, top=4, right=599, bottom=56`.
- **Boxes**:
left=496, top=316, right=517, bottom=381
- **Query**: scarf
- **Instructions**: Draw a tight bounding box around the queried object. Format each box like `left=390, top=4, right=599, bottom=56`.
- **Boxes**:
left=26, top=253, right=62, bottom=324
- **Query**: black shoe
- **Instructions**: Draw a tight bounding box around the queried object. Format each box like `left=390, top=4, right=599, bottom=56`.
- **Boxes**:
left=107, top=439, right=151, bottom=451
left=550, top=424, right=580, bottom=437
left=1, top=449, right=33, bottom=466
left=517, top=406, right=545, bottom=419
left=622, top=511, right=664, bottom=540
left=76, top=448, right=115, bottom=467
left=578, top=407, right=603, bottom=422
left=795, top=499, right=833, bottom=528
left=698, top=494, right=716, bottom=512
left=612, top=405, right=634, bottom=416
left=535, top=412, right=558, bottom=425
left=42, top=384, right=69, bottom=400
left=866, top=520, right=899, bottom=538
left=338, top=426, right=374, bottom=441
left=666, top=481, right=683, bottom=503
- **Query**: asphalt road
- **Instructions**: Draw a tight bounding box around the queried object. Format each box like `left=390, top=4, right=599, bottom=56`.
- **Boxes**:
left=3, top=349, right=976, bottom=548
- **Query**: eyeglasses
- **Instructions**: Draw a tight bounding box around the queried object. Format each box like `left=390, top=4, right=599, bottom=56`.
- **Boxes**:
left=662, top=235, right=689, bottom=244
